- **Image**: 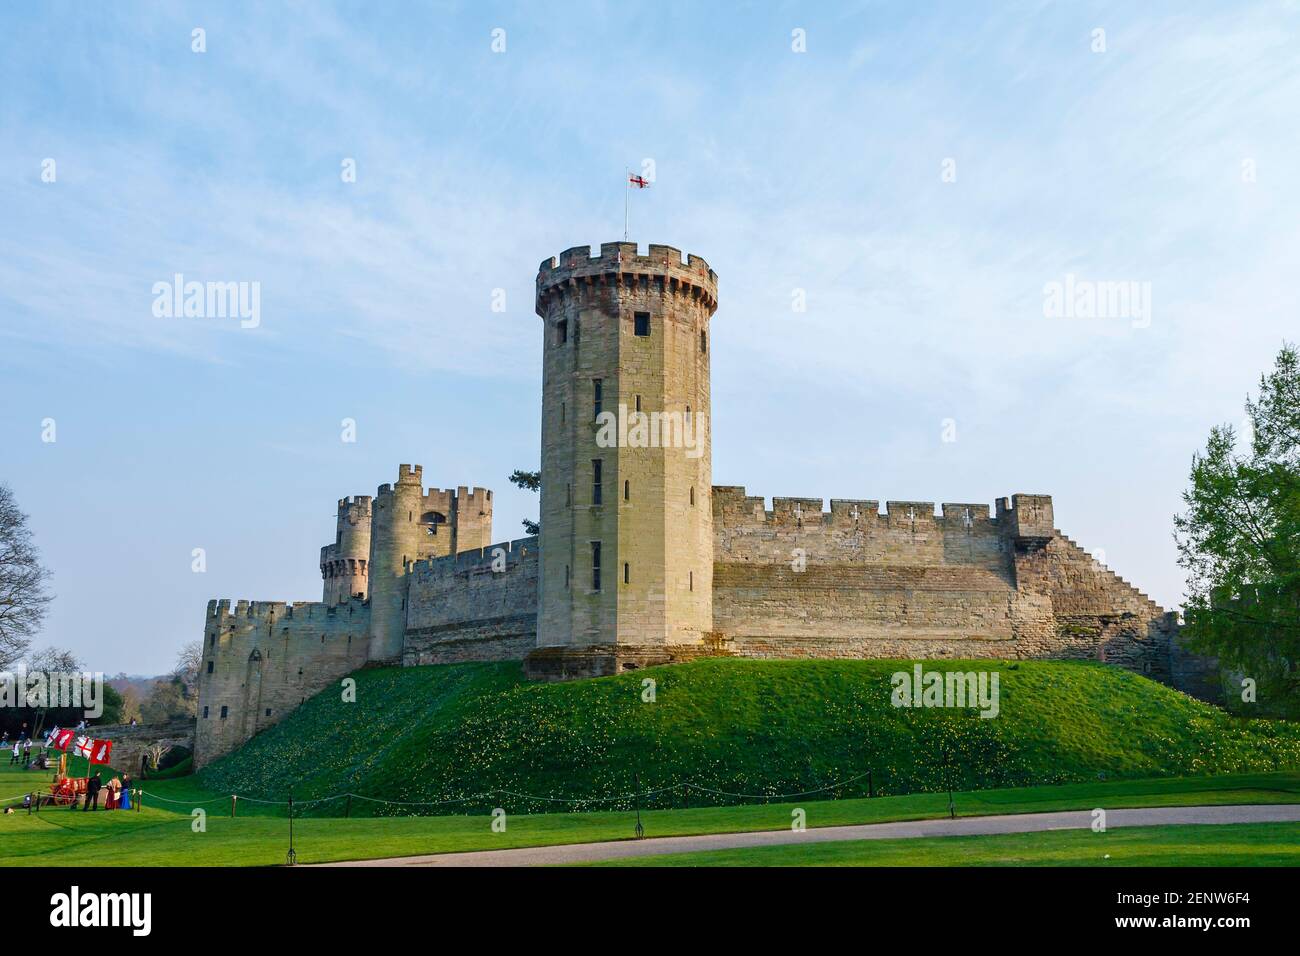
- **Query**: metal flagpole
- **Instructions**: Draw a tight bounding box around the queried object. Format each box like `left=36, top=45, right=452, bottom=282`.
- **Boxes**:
left=624, top=168, right=629, bottom=240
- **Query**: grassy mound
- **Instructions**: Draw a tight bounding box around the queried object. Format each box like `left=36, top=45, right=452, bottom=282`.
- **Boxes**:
left=196, top=659, right=1300, bottom=815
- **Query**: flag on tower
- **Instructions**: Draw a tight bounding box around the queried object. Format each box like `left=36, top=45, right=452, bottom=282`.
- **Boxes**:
left=624, top=169, right=652, bottom=239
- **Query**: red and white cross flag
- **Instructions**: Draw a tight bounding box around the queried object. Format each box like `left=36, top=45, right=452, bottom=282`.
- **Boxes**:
left=73, top=735, right=94, bottom=759
left=624, top=168, right=652, bottom=240
left=89, top=739, right=113, bottom=765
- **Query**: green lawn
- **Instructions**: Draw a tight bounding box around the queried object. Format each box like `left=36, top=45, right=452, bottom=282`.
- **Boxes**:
left=5, top=657, right=1296, bottom=866
left=587, top=822, right=1300, bottom=867
left=189, top=659, right=1300, bottom=817
left=3, top=764, right=1298, bottom=867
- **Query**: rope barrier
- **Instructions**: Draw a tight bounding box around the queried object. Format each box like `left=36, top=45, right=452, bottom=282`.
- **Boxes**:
left=688, top=770, right=875, bottom=800
left=138, top=791, right=229, bottom=805
left=132, top=767, right=877, bottom=813
left=346, top=792, right=478, bottom=807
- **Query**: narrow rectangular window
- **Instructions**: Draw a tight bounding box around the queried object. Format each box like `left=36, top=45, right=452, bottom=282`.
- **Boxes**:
left=203, top=706, right=209, bottom=719
left=207, top=660, right=214, bottom=674
left=634, top=312, right=650, bottom=336
left=592, top=459, right=603, bottom=505
left=635, top=394, right=642, bottom=412
left=700, top=330, right=707, bottom=353
left=565, top=564, right=570, bottom=589
left=565, top=483, right=571, bottom=507
left=557, top=319, right=568, bottom=344
left=265, top=708, right=272, bottom=716
left=689, top=570, right=694, bottom=591
left=561, top=401, right=566, bottom=424
left=624, top=562, right=630, bottom=584
left=593, top=378, right=603, bottom=419
left=220, top=705, right=228, bottom=719
left=624, top=479, right=630, bottom=501
left=591, top=542, right=602, bottom=591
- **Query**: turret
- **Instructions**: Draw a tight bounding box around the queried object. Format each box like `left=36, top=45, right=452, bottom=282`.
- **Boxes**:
left=367, top=464, right=425, bottom=662
left=320, top=496, right=372, bottom=603
left=366, top=466, right=496, bottom=661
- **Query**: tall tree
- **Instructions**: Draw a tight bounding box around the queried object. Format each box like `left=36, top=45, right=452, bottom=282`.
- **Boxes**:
left=140, top=677, right=189, bottom=725
left=1175, top=343, right=1300, bottom=717
left=173, top=640, right=202, bottom=705
left=0, top=483, right=52, bottom=669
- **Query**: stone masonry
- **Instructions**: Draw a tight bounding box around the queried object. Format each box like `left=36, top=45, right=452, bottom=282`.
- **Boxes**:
left=194, top=241, right=1207, bottom=767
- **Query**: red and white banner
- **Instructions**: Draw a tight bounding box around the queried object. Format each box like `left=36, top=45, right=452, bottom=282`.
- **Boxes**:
left=50, top=729, right=75, bottom=751
left=73, top=736, right=93, bottom=759
left=89, top=739, right=113, bottom=765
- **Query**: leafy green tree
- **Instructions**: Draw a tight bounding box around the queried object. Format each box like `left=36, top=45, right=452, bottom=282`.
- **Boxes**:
left=509, top=469, right=541, bottom=535
left=1175, top=343, right=1300, bottom=717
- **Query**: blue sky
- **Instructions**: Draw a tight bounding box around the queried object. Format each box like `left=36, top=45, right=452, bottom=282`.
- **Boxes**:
left=2, top=1, right=1298, bottom=674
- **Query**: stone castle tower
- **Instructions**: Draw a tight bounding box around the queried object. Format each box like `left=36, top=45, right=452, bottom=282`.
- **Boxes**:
left=333, top=465, right=494, bottom=663
left=320, top=496, right=372, bottom=604
left=533, top=243, right=718, bottom=672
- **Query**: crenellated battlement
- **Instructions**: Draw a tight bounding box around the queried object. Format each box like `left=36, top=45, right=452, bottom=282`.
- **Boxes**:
left=454, top=486, right=492, bottom=511
left=411, top=535, right=539, bottom=577
left=377, top=464, right=423, bottom=496
left=536, top=241, right=718, bottom=315
left=337, top=495, right=373, bottom=514
left=996, top=494, right=1055, bottom=541
left=207, top=596, right=368, bottom=624
left=712, top=486, right=1031, bottom=531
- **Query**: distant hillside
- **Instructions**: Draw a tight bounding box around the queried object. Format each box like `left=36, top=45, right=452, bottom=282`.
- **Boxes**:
left=197, top=659, right=1300, bottom=816
left=107, top=674, right=165, bottom=697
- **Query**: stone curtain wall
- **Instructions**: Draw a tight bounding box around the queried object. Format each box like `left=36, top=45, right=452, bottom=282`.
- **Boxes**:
left=711, top=487, right=1020, bottom=659
left=709, top=487, right=1194, bottom=688
left=195, top=598, right=370, bottom=768
left=403, top=536, right=539, bottom=666
left=1009, top=532, right=1180, bottom=680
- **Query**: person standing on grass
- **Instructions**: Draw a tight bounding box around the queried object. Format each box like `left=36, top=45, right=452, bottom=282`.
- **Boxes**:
left=8, top=741, right=18, bottom=765
left=22, top=740, right=31, bottom=767
left=84, top=772, right=101, bottom=811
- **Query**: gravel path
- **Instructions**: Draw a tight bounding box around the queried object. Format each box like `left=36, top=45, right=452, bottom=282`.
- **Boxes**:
left=314, top=803, right=1300, bottom=867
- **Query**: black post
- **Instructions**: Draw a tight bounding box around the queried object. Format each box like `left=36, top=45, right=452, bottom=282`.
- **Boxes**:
left=633, top=772, right=644, bottom=839
left=286, top=786, right=297, bottom=865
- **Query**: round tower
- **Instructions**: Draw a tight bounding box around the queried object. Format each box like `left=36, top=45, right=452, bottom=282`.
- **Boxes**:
left=533, top=242, right=717, bottom=671
left=320, top=496, right=372, bottom=604
left=367, top=464, right=425, bottom=662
